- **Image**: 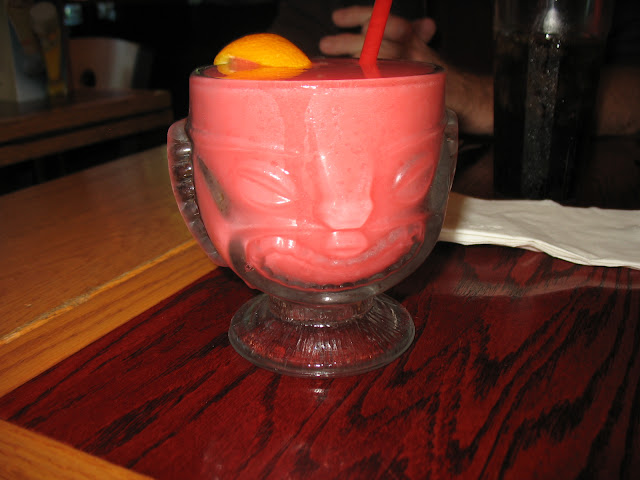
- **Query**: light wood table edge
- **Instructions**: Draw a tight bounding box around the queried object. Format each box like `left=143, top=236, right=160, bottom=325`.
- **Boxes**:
left=0, top=240, right=214, bottom=398
left=0, top=419, right=154, bottom=480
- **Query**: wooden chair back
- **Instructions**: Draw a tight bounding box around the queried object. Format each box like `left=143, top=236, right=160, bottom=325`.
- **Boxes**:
left=68, top=37, right=153, bottom=90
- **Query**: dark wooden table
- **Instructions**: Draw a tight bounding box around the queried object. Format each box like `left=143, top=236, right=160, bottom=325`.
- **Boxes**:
left=0, top=136, right=638, bottom=479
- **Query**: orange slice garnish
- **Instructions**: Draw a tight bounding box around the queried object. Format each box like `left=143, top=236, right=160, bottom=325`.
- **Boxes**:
left=214, top=33, right=311, bottom=80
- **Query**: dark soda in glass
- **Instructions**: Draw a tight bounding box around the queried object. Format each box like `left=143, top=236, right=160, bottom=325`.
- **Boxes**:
left=493, top=31, right=604, bottom=201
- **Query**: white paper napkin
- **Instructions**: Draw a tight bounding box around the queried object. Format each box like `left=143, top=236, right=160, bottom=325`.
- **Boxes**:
left=440, top=193, right=640, bottom=270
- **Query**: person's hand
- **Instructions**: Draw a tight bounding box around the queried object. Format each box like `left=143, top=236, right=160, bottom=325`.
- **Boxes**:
left=319, top=6, right=494, bottom=135
left=319, top=6, right=441, bottom=63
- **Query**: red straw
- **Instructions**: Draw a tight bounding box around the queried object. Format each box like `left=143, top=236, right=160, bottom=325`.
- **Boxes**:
left=359, top=0, right=393, bottom=65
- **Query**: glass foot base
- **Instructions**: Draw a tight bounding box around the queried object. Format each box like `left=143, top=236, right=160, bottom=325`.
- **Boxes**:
left=228, top=294, right=415, bottom=377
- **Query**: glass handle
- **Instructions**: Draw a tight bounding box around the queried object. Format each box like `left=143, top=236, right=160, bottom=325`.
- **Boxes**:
left=167, top=118, right=228, bottom=267
left=444, top=108, right=459, bottom=187
left=428, top=108, right=459, bottom=213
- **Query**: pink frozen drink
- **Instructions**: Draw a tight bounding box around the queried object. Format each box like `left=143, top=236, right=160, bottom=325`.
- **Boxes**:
left=187, top=58, right=446, bottom=288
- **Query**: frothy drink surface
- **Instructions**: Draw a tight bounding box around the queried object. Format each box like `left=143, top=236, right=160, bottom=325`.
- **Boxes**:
left=189, top=58, right=445, bottom=287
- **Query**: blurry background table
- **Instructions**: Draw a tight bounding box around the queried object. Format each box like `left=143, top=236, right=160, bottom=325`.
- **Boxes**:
left=0, top=89, right=173, bottom=195
left=0, top=89, right=172, bottom=168
left=0, top=137, right=638, bottom=479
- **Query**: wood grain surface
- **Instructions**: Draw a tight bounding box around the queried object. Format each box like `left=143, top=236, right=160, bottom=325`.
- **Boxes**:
left=0, top=146, right=214, bottom=397
left=0, top=135, right=637, bottom=479
left=0, top=419, right=152, bottom=480
left=1, top=244, right=638, bottom=480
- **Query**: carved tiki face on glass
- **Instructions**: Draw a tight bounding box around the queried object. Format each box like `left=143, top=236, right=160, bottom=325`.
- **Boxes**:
left=168, top=58, right=457, bottom=377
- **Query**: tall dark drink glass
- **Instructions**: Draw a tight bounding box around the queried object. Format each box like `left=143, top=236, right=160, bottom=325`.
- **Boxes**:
left=493, top=0, right=614, bottom=201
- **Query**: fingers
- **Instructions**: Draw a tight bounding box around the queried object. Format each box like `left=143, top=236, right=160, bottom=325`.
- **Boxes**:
left=331, top=6, right=373, bottom=28
left=319, top=33, right=364, bottom=57
left=412, top=17, right=437, bottom=44
left=377, top=39, right=411, bottom=59
left=319, top=34, right=409, bottom=59
left=406, top=40, right=444, bottom=65
left=320, top=6, right=440, bottom=62
left=332, top=6, right=413, bottom=43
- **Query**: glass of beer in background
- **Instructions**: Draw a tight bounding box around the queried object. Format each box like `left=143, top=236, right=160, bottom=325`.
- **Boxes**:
left=493, top=0, right=614, bottom=201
